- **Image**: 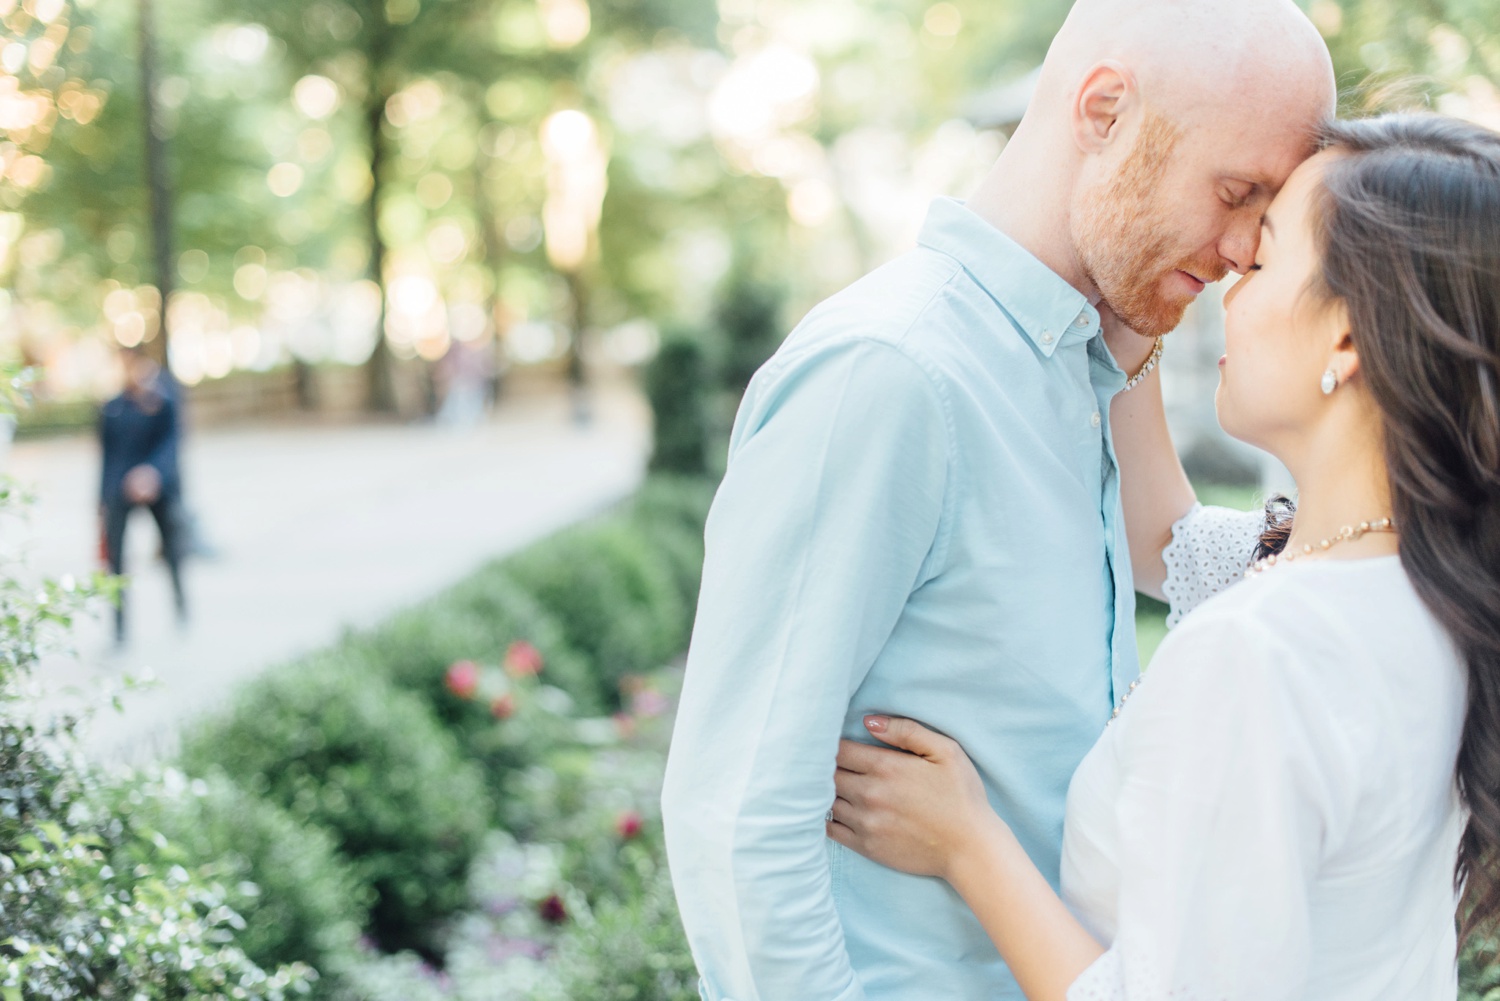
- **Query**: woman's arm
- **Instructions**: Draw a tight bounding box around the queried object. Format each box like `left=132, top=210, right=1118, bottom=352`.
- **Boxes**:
left=834, top=614, right=1335, bottom=1001
left=830, top=717, right=1103, bottom=1001
left=1101, top=309, right=1197, bottom=601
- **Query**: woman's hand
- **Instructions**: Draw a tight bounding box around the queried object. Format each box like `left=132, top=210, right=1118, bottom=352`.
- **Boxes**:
left=828, top=715, right=1004, bottom=883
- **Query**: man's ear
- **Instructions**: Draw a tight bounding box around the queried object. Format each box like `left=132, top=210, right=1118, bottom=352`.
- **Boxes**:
left=1071, top=60, right=1135, bottom=154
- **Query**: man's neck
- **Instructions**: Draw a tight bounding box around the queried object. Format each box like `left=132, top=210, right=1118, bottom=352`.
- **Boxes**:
left=964, top=136, right=1097, bottom=303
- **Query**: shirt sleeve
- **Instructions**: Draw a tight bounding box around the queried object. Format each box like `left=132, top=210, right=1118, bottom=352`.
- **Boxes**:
left=1066, top=613, right=1356, bottom=1001
left=1159, top=504, right=1263, bottom=629
left=662, top=337, right=951, bottom=1001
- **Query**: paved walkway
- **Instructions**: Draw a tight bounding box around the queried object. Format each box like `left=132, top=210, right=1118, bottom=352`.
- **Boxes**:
left=5, top=380, right=650, bottom=759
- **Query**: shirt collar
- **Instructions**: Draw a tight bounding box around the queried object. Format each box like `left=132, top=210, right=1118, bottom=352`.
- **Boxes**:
left=916, top=197, right=1098, bottom=358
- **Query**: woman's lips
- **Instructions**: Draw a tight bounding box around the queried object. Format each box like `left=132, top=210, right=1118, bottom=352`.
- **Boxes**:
left=1218, top=355, right=1227, bottom=368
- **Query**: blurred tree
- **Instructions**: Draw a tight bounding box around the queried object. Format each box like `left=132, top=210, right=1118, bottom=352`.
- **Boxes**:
left=216, top=0, right=512, bottom=411
left=138, top=0, right=174, bottom=363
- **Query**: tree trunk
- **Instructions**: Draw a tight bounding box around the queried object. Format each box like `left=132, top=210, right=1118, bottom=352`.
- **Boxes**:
left=363, top=94, right=397, bottom=412
left=563, top=268, right=590, bottom=425
left=138, top=0, right=173, bottom=368
left=473, top=133, right=507, bottom=399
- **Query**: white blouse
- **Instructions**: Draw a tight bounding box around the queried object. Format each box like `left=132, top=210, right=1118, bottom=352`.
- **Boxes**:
left=1061, top=507, right=1468, bottom=1000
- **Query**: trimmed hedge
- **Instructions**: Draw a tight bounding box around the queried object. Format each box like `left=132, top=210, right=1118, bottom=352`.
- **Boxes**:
left=343, top=570, right=599, bottom=718
left=170, top=473, right=717, bottom=989
left=504, top=520, right=686, bottom=708
left=179, top=665, right=493, bottom=957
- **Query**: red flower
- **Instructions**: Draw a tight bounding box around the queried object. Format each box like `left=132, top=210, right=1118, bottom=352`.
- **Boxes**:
left=490, top=693, right=516, bottom=720
left=504, top=640, right=544, bottom=678
left=538, top=893, right=568, bottom=924
left=616, top=810, right=644, bottom=839
left=445, top=660, right=480, bottom=700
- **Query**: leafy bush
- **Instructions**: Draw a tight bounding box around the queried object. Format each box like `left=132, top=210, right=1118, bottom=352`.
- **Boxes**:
left=713, top=272, right=785, bottom=394
left=0, top=535, right=308, bottom=997
left=645, top=333, right=712, bottom=476
left=505, top=521, right=686, bottom=707
left=347, top=572, right=599, bottom=718
left=628, top=475, right=714, bottom=611
left=110, top=769, right=368, bottom=982
left=179, top=664, right=492, bottom=956
left=536, top=849, right=698, bottom=1001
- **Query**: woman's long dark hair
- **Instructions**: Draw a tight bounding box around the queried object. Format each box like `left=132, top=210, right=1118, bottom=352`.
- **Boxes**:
left=1257, top=114, right=1500, bottom=941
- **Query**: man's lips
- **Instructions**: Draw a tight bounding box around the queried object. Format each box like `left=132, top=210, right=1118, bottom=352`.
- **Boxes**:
left=1176, top=270, right=1208, bottom=293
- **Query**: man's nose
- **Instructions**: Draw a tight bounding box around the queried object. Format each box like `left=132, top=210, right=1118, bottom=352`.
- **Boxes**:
left=1219, top=218, right=1261, bottom=276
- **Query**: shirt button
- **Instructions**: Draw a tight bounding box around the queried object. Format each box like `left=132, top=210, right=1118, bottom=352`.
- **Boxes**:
left=1090, top=411, right=1102, bottom=428
left=1073, top=311, right=1090, bottom=328
left=1041, top=330, right=1054, bottom=345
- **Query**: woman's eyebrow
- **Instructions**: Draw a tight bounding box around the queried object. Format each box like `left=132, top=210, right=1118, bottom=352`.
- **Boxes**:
left=1261, top=213, right=1277, bottom=239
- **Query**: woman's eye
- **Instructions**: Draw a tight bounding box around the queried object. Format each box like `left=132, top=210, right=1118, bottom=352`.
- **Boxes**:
left=1248, top=263, right=1263, bottom=272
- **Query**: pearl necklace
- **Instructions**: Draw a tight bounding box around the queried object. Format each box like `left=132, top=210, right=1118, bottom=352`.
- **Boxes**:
left=1108, top=515, right=1398, bottom=727
left=1244, top=517, right=1397, bottom=577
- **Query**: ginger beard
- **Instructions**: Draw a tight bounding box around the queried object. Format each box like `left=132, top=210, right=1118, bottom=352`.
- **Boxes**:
left=1074, top=112, right=1227, bottom=337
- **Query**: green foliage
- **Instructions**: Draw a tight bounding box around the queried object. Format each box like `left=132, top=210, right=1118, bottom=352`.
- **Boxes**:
left=713, top=273, right=785, bottom=394
left=365, top=569, right=600, bottom=716
left=629, top=475, right=714, bottom=613
left=646, top=333, right=713, bottom=477
left=110, top=769, right=368, bottom=982
left=178, top=664, right=492, bottom=956
left=1462, top=929, right=1500, bottom=1001
left=505, top=519, right=687, bottom=707
left=530, top=848, right=696, bottom=1001
left=0, top=491, right=308, bottom=999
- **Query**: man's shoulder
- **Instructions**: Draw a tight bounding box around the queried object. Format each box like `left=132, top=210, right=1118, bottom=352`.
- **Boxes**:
left=761, top=249, right=976, bottom=386
left=803, top=249, right=967, bottom=346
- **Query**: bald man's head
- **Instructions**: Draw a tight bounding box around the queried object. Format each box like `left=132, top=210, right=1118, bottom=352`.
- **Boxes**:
left=1012, top=0, right=1336, bottom=334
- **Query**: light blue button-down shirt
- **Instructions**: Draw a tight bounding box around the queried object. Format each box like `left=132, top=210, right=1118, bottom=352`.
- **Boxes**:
left=662, top=197, right=1138, bottom=1001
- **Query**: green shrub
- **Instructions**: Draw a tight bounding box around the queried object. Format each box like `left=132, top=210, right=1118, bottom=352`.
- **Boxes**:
left=535, top=848, right=698, bottom=1001
left=1462, top=929, right=1500, bottom=1000
left=429, top=568, right=598, bottom=714
left=179, top=665, right=492, bottom=956
left=110, top=770, right=368, bottom=983
left=714, top=272, right=785, bottom=394
left=645, top=334, right=712, bottom=476
left=505, top=521, right=686, bottom=707
left=629, top=476, right=714, bottom=611
left=0, top=557, right=308, bottom=998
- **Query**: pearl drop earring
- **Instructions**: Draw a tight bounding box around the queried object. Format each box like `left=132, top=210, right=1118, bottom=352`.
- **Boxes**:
left=1321, top=369, right=1338, bottom=395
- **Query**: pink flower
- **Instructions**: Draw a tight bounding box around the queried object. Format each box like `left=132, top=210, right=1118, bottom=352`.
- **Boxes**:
left=445, top=660, right=480, bottom=700
left=490, top=693, right=516, bottom=720
left=631, top=689, right=670, bottom=719
left=616, top=810, right=644, bottom=839
left=538, top=893, right=568, bottom=924
left=505, top=640, right=544, bottom=678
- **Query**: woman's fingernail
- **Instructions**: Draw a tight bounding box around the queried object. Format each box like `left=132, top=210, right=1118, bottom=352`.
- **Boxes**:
left=865, top=715, right=888, bottom=733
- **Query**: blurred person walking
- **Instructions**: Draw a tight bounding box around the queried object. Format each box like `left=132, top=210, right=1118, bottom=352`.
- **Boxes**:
left=435, top=338, right=494, bottom=429
left=99, top=345, right=187, bottom=643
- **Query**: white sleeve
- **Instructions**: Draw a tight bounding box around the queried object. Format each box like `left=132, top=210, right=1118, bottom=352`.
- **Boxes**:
left=1159, top=504, right=1263, bottom=628
left=1064, top=613, right=1356, bottom=1001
